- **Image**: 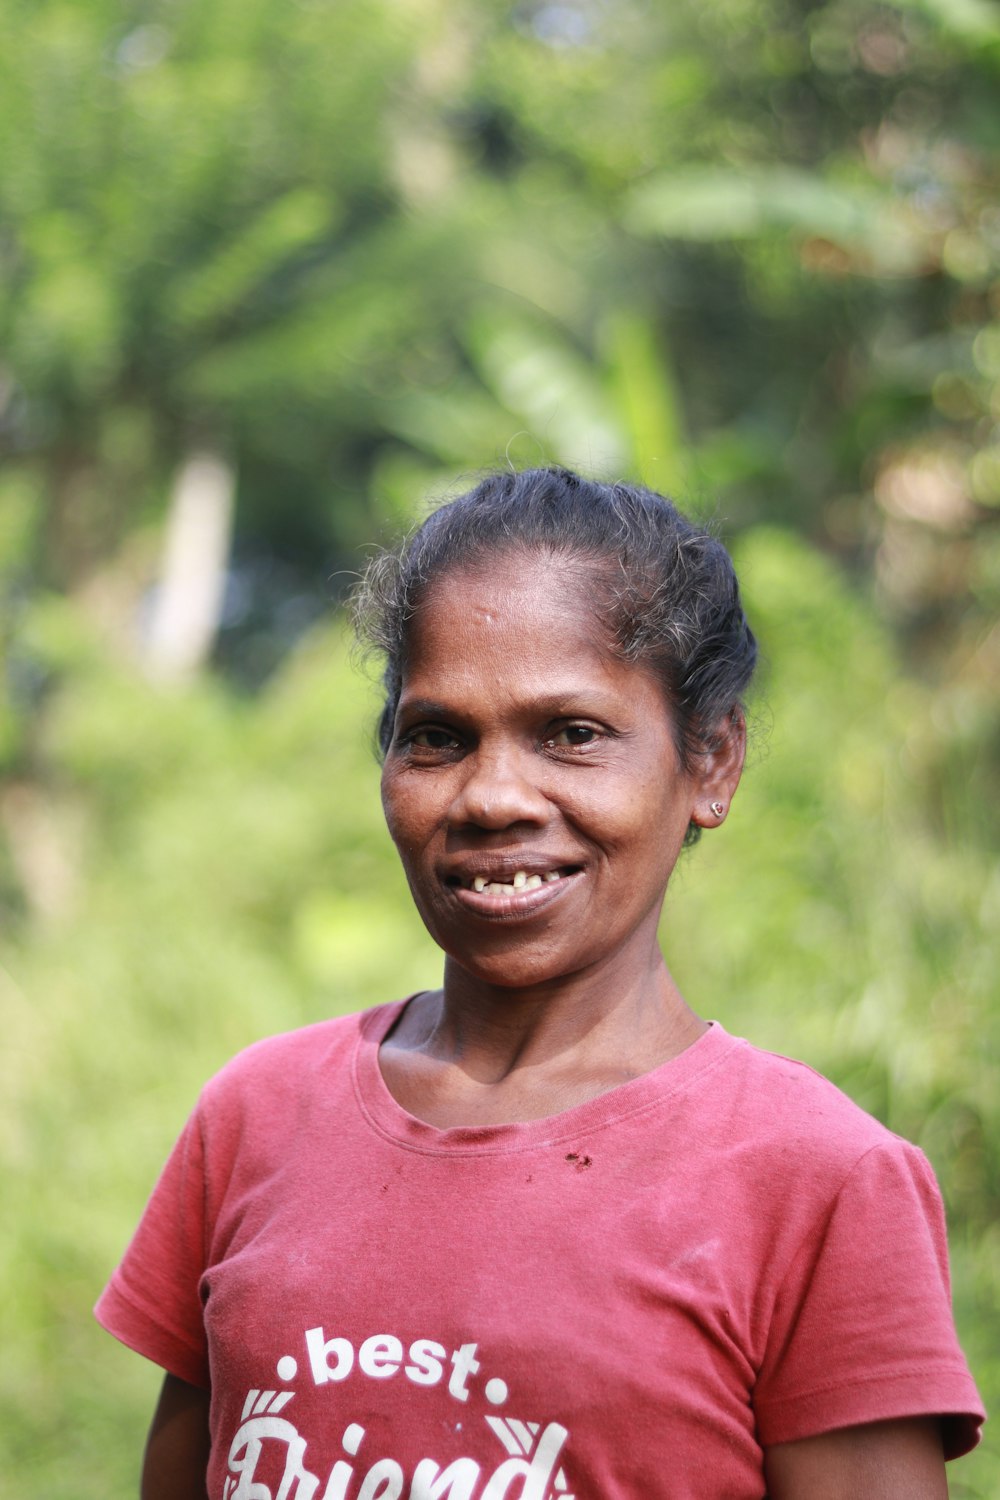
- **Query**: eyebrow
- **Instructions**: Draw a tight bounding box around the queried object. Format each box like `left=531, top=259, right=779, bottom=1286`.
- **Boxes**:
left=394, top=698, right=455, bottom=722
left=394, top=689, right=628, bottom=723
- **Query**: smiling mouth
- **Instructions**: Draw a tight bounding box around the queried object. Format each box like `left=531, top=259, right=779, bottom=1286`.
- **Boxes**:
left=447, top=866, right=580, bottom=896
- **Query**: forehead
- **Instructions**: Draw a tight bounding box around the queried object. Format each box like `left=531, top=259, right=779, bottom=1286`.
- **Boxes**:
left=409, top=552, right=605, bottom=652
left=399, top=552, right=654, bottom=707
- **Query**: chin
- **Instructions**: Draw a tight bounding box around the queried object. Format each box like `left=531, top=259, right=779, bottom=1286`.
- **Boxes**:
left=443, top=944, right=585, bottom=994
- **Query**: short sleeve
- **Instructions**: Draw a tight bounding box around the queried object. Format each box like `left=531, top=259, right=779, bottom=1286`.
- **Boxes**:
left=94, top=1104, right=211, bottom=1387
left=754, top=1138, right=984, bottom=1458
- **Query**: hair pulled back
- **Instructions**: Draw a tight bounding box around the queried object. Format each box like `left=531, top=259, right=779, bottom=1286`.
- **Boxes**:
left=354, top=467, right=756, bottom=797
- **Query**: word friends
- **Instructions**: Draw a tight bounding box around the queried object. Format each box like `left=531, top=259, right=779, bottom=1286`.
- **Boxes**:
left=221, top=1325, right=577, bottom=1500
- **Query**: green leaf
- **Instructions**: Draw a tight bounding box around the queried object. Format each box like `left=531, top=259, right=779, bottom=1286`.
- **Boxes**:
left=166, top=189, right=338, bottom=333
left=625, top=166, right=924, bottom=274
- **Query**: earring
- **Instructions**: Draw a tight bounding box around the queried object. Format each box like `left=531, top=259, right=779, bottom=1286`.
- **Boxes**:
left=710, top=801, right=726, bottom=818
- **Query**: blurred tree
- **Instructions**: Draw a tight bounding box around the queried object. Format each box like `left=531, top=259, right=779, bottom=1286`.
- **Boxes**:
left=0, top=7, right=994, bottom=551
left=1, top=0, right=998, bottom=1492
left=1, top=0, right=997, bottom=804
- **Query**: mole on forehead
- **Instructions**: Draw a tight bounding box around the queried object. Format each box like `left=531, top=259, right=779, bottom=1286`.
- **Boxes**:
left=421, top=595, right=609, bottom=651
left=432, top=557, right=600, bottom=614
left=407, top=555, right=614, bottom=664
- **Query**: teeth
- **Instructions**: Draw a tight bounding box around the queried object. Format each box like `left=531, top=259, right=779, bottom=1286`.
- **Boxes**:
left=468, top=868, right=563, bottom=892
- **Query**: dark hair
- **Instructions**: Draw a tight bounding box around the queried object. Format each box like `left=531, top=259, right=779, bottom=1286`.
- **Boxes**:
left=354, top=467, right=756, bottom=833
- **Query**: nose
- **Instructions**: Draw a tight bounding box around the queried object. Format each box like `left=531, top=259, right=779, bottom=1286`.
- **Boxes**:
left=449, top=742, right=550, bottom=831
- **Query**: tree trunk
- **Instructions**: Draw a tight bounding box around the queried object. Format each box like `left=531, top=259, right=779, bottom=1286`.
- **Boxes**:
left=144, top=449, right=235, bottom=684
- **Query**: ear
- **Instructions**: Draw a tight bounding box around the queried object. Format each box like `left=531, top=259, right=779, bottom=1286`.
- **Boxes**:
left=688, top=708, right=747, bottom=830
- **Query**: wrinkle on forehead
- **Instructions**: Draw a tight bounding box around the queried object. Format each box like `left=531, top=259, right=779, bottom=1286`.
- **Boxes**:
left=409, top=548, right=615, bottom=658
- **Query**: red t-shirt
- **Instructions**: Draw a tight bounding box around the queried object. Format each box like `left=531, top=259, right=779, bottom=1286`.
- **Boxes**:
left=96, top=1007, right=984, bottom=1499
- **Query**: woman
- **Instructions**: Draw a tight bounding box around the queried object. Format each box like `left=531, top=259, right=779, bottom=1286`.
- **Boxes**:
left=97, top=468, right=984, bottom=1499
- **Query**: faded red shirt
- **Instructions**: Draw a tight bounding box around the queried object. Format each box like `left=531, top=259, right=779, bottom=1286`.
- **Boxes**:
left=96, top=1007, right=984, bottom=1499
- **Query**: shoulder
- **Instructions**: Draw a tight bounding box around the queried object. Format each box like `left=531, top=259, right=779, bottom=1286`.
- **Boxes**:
left=716, top=1029, right=897, bottom=1146
left=731, top=1038, right=984, bottom=1454
left=704, top=1028, right=929, bottom=1194
left=197, top=1001, right=402, bottom=1119
left=673, top=1033, right=957, bottom=1313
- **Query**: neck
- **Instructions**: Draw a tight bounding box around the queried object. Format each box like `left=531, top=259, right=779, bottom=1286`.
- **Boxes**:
left=406, top=943, right=705, bottom=1087
left=378, top=927, right=708, bottom=1127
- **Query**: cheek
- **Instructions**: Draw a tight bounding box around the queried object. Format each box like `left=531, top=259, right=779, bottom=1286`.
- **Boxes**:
left=602, top=779, right=692, bottom=873
left=381, top=771, right=442, bottom=861
left=582, top=769, right=683, bottom=838
left=379, top=773, right=413, bottom=854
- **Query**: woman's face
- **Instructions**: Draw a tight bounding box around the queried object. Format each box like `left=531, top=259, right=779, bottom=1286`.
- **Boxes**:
left=380, top=551, right=725, bottom=993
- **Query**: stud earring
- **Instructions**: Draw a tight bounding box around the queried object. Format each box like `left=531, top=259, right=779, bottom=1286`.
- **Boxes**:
left=710, top=801, right=726, bottom=818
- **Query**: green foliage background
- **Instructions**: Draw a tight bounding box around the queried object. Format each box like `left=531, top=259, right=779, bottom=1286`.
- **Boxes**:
left=0, top=0, right=997, bottom=1493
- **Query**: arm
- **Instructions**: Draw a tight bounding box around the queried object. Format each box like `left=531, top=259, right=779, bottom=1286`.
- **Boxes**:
left=141, top=1373, right=211, bottom=1500
left=764, top=1417, right=948, bottom=1500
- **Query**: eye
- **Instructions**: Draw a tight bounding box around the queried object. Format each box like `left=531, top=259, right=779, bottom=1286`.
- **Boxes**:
left=402, top=726, right=461, bottom=753
left=543, top=723, right=602, bottom=749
